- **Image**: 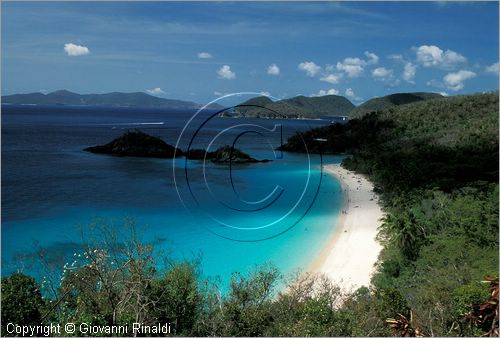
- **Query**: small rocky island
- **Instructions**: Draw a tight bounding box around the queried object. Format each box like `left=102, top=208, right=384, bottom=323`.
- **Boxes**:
left=186, top=145, right=271, bottom=163
left=84, top=130, right=270, bottom=163
left=84, top=130, right=183, bottom=158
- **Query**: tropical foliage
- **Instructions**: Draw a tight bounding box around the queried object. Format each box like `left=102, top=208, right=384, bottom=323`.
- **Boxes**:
left=279, top=91, right=499, bottom=336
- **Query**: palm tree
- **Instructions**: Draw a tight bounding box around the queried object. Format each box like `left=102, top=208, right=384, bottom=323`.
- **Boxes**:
left=381, top=210, right=425, bottom=260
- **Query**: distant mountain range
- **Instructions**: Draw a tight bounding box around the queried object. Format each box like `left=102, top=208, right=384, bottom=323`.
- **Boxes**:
left=2, top=90, right=446, bottom=119
left=349, top=92, right=444, bottom=118
left=232, top=95, right=355, bottom=119
left=1, top=90, right=224, bottom=110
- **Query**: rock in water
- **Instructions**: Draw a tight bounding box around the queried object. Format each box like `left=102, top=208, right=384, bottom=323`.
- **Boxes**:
left=210, top=145, right=271, bottom=163
left=84, top=130, right=183, bottom=158
left=186, top=145, right=271, bottom=163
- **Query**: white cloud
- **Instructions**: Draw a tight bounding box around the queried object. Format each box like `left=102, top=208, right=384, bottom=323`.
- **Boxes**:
left=336, top=57, right=366, bottom=78
left=364, top=51, right=379, bottom=65
left=442, top=50, right=466, bottom=66
left=64, top=43, right=90, bottom=56
left=267, top=64, right=280, bottom=76
left=217, top=65, right=236, bottom=80
left=259, top=91, right=271, bottom=96
left=372, top=67, right=399, bottom=86
left=415, top=45, right=466, bottom=69
left=416, top=45, right=442, bottom=66
left=372, top=67, right=393, bottom=79
left=485, top=62, right=499, bottom=75
left=403, top=62, right=416, bottom=83
left=335, top=52, right=379, bottom=78
left=443, top=70, right=476, bottom=91
left=298, top=61, right=321, bottom=77
left=344, top=87, right=363, bottom=101
left=345, top=88, right=355, bottom=98
left=197, top=52, right=213, bottom=59
left=320, top=73, right=342, bottom=84
left=312, top=88, right=339, bottom=97
left=213, top=91, right=223, bottom=96
left=146, top=87, right=165, bottom=95
left=438, top=91, right=449, bottom=97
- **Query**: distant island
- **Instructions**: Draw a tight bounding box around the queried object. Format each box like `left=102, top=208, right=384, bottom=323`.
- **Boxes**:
left=84, top=130, right=184, bottom=158
left=84, top=130, right=269, bottom=163
left=1, top=90, right=224, bottom=110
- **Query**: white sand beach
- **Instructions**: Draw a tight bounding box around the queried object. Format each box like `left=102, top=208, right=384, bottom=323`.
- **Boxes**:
left=309, top=163, right=384, bottom=292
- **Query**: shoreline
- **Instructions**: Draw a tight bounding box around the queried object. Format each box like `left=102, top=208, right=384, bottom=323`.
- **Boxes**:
left=308, top=163, right=384, bottom=292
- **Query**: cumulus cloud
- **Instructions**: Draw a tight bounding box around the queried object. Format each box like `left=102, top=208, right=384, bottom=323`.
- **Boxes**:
left=197, top=52, right=213, bottom=59
left=485, top=62, right=499, bottom=75
left=64, top=43, right=90, bottom=56
left=320, top=73, right=342, bottom=84
left=372, top=67, right=399, bottom=86
left=443, top=70, right=476, bottom=91
left=312, top=88, right=339, bottom=97
left=344, top=88, right=362, bottom=101
left=146, top=87, right=165, bottom=95
left=298, top=61, right=321, bottom=77
left=345, top=88, right=355, bottom=98
left=415, top=45, right=466, bottom=69
left=267, top=64, right=280, bottom=76
left=403, top=62, right=417, bottom=83
left=335, top=52, right=378, bottom=78
left=217, top=65, right=236, bottom=79
left=364, top=51, right=379, bottom=65
left=259, top=91, right=271, bottom=96
left=372, top=67, right=393, bottom=79
left=336, top=57, right=366, bottom=78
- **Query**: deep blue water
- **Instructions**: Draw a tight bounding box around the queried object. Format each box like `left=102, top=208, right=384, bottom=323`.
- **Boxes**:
left=1, top=104, right=344, bottom=285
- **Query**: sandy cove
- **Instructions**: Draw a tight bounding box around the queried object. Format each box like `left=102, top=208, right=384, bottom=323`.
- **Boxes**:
left=309, top=163, right=384, bottom=292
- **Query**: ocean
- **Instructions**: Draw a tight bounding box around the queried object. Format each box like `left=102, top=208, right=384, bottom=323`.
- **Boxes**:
left=1, top=104, right=344, bottom=285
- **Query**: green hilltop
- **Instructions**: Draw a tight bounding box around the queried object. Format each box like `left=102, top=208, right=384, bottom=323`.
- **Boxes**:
left=234, top=94, right=355, bottom=118
left=232, top=92, right=446, bottom=119
left=233, top=95, right=274, bottom=115
left=350, top=92, right=444, bottom=118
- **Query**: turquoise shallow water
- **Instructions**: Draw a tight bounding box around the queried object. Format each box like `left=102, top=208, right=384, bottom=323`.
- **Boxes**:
left=2, top=105, right=344, bottom=285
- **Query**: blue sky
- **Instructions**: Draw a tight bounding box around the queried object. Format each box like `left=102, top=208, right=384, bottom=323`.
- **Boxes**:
left=2, top=1, right=498, bottom=105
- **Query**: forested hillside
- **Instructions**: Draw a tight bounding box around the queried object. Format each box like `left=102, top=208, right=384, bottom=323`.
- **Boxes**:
left=349, top=92, right=444, bottom=118
left=280, top=92, right=499, bottom=336
left=234, top=94, right=354, bottom=118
